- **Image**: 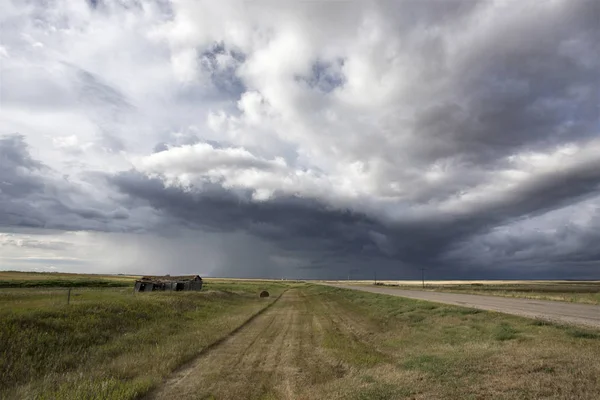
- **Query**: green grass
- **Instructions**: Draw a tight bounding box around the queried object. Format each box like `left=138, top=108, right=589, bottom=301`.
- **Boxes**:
left=323, top=328, right=387, bottom=367
left=494, top=322, right=519, bottom=341
left=0, top=278, right=291, bottom=399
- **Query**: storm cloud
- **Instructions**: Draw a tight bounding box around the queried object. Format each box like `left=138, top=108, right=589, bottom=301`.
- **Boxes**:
left=1, top=0, right=599, bottom=278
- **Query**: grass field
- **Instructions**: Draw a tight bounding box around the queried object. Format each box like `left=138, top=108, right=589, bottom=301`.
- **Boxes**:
left=0, top=271, right=136, bottom=288
left=1, top=273, right=599, bottom=399
left=0, top=274, right=290, bottom=399
left=360, top=280, right=600, bottom=305
left=148, top=285, right=600, bottom=399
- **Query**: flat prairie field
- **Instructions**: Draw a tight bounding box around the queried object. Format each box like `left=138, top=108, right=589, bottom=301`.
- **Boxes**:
left=0, top=271, right=137, bottom=288
left=1, top=275, right=599, bottom=399
left=323, top=280, right=600, bottom=305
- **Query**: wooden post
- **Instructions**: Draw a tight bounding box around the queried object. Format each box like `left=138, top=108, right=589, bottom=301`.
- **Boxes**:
left=67, top=288, right=71, bottom=305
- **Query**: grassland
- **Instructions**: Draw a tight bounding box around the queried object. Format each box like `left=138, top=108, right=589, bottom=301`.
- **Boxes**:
left=147, top=285, right=600, bottom=399
left=0, top=274, right=290, bottom=399
left=365, top=280, right=600, bottom=305
left=309, top=286, right=600, bottom=399
left=0, top=271, right=136, bottom=288
left=2, top=273, right=599, bottom=399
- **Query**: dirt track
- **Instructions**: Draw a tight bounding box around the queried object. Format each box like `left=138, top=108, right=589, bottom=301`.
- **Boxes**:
left=329, top=285, right=600, bottom=328
left=147, top=289, right=347, bottom=400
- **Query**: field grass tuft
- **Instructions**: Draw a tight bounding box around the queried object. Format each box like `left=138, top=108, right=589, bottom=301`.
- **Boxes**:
left=494, top=323, right=519, bottom=341
left=566, top=329, right=600, bottom=340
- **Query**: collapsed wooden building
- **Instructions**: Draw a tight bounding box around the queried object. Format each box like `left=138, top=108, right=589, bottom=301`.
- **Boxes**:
left=134, top=275, right=203, bottom=292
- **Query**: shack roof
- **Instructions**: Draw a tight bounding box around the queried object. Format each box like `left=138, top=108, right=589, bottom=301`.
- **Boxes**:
left=139, top=275, right=202, bottom=282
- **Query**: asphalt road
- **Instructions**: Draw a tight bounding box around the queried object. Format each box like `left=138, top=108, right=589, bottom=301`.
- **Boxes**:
left=329, top=284, right=600, bottom=329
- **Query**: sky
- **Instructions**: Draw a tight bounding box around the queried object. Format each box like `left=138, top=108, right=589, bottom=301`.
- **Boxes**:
left=0, top=0, right=599, bottom=279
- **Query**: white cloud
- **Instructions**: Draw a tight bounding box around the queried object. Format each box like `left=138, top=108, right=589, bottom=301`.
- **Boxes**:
left=52, top=135, right=79, bottom=149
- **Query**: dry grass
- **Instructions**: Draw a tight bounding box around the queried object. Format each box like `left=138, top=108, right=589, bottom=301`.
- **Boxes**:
left=363, top=280, right=600, bottom=305
left=146, top=285, right=600, bottom=400
left=2, top=279, right=599, bottom=399
left=0, top=271, right=139, bottom=281
left=322, top=279, right=600, bottom=285
left=0, top=279, right=290, bottom=399
left=0, top=271, right=137, bottom=288
left=307, top=285, right=600, bottom=399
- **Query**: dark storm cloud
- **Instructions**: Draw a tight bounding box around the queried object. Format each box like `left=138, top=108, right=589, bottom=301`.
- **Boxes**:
left=382, top=150, right=600, bottom=270
left=0, top=135, right=44, bottom=194
left=108, top=134, right=600, bottom=278
left=108, top=171, right=406, bottom=278
left=0, top=135, right=49, bottom=228
left=394, top=0, right=600, bottom=169
left=109, top=171, right=382, bottom=251
left=445, top=209, right=600, bottom=280
left=0, top=134, right=131, bottom=232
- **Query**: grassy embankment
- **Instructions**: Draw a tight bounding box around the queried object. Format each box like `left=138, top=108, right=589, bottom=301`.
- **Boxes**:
left=372, top=281, right=600, bottom=304
left=0, top=272, right=290, bottom=399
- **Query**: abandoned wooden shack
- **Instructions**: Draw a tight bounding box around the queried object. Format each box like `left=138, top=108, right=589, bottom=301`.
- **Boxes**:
left=134, top=275, right=203, bottom=292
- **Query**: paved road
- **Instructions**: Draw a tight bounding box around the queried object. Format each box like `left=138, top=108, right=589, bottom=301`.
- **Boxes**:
left=329, top=285, right=600, bottom=329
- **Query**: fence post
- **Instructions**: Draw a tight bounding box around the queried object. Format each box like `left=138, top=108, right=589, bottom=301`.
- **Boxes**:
left=67, top=288, right=71, bottom=305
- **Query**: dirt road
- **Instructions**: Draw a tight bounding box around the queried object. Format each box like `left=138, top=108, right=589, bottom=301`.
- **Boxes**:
left=146, top=289, right=353, bottom=400
left=329, top=285, right=600, bottom=328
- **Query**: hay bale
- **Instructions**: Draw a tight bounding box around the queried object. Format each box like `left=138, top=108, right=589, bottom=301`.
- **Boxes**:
left=259, top=290, right=270, bottom=298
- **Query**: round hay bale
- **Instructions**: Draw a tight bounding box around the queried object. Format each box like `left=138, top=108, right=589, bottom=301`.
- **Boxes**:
left=259, top=290, right=270, bottom=298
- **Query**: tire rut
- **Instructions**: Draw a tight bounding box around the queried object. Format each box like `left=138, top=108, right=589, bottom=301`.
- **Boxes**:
left=146, top=289, right=305, bottom=400
left=145, top=291, right=287, bottom=400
